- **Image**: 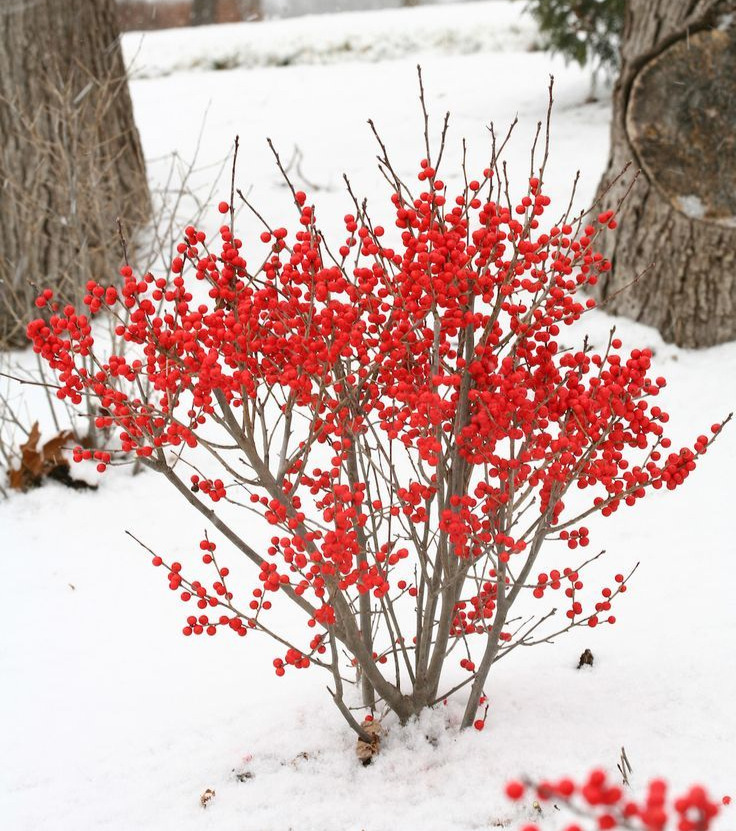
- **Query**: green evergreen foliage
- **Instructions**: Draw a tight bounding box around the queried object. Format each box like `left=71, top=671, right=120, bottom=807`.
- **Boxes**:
left=525, top=0, right=626, bottom=70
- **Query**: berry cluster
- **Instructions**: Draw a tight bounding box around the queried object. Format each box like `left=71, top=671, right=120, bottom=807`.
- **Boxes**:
left=506, top=771, right=725, bottom=831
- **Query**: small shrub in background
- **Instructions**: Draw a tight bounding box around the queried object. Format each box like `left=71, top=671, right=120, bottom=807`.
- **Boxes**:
left=525, top=0, right=626, bottom=72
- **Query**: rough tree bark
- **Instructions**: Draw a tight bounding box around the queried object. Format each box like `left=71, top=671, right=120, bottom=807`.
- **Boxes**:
left=0, top=0, right=150, bottom=348
left=591, top=0, right=736, bottom=348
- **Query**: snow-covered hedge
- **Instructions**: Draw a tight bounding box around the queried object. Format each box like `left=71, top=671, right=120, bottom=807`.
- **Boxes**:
left=122, top=1, right=537, bottom=77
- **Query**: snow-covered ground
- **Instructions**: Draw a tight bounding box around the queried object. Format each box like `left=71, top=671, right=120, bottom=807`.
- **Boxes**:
left=2, top=4, right=735, bottom=830
left=122, top=1, right=536, bottom=76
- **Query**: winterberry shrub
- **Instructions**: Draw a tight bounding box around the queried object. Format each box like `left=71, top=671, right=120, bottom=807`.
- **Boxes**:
left=27, top=85, right=724, bottom=737
left=506, top=770, right=726, bottom=830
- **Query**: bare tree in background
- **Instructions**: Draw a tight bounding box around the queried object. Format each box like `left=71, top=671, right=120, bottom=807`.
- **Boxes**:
left=192, top=0, right=262, bottom=27
left=239, top=0, right=263, bottom=21
left=0, top=0, right=150, bottom=349
left=592, top=0, right=736, bottom=348
left=191, top=0, right=218, bottom=25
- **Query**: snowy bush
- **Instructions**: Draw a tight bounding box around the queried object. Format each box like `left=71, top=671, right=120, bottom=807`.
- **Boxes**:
left=525, top=0, right=625, bottom=71
left=27, top=85, right=723, bottom=740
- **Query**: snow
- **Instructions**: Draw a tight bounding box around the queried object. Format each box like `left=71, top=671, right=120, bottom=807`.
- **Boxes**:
left=122, top=1, right=537, bottom=76
left=125, top=0, right=477, bottom=15
left=2, top=3, right=736, bottom=830
left=677, top=194, right=707, bottom=220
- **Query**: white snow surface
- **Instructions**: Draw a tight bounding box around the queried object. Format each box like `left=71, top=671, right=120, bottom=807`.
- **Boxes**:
left=3, top=4, right=736, bottom=831
left=677, top=194, right=707, bottom=220
left=122, top=0, right=537, bottom=76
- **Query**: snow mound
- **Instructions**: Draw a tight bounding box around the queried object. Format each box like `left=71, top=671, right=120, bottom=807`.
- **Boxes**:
left=122, top=1, right=538, bottom=78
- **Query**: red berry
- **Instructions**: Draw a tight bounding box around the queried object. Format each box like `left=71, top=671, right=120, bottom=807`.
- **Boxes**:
left=506, top=781, right=525, bottom=800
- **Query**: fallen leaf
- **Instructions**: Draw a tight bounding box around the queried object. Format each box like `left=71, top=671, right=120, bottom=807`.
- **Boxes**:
left=356, top=718, right=382, bottom=766
left=8, top=424, right=95, bottom=493
left=42, top=430, right=73, bottom=466
left=577, top=648, right=594, bottom=669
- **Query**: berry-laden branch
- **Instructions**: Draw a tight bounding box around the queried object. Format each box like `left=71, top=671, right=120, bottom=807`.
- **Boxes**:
left=505, top=769, right=730, bottom=831
left=27, top=77, right=727, bottom=738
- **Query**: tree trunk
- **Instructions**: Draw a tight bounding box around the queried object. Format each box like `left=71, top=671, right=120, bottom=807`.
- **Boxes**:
left=191, top=0, right=218, bottom=25
left=591, top=0, right=736, bottom=348
left=0, top=0, right=150, bottom=348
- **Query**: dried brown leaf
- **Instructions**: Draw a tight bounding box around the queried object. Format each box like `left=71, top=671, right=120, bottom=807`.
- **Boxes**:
left=577, top=648, right=594, bottom=669
left=19, top=422, right=44, bottom=478
left=356, top=718, right=382, bottom=766
left=21, top=422, right=41, bottom=455
left=42, top=430, right=73, bottom=466
left=7, top=424, right=79, bottom=492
